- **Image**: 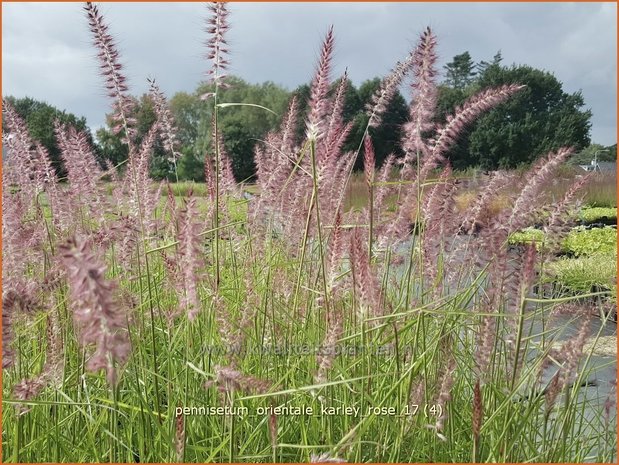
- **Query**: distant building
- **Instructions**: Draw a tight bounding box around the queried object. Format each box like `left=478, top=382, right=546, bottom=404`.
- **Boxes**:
left=578, top=159, right=616, bottom=173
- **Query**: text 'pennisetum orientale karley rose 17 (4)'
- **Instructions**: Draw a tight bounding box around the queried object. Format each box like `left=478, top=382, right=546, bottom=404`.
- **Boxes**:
left=1, top=2, right=615, bottom=462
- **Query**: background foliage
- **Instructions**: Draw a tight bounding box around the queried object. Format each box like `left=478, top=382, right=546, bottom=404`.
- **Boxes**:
left=4, top=51, right=603, bottom=181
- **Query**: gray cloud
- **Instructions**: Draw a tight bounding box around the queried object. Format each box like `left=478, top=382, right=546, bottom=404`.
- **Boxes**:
left=3, top=2, right=616, bottom=144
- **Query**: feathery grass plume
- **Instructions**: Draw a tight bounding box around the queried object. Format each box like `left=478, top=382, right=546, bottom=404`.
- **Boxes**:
left=54, top=122, right=103, bottom=190
left=431, top=84, right=525, bottom=162
left=504, top=242, right=537, bottom=340
left=3, top=101, right=60, bottom=209
left=543, top=172, right=592, bottom=251
left=148, top=78, right=181, bottom=173
left=363, top=136, right=376, bottom=187
left=212, top=294, right=247, bottom=365
left=174, top=405, right=186, bottom=462
left=544, top=372, right=562, bottom=414
left=210, top=126, right=239, bottom=197
left=502, top=244, right=536, bottom=356
left=603, top=380, right=616, bottom=428
left=472, top=157, right=563, bottom=289
left=377, top=185, right=416, bottom=249
left=544, top=309, right=592, bottom=415
left=421, top=166, right=455, bottom=227
left=84, top=2, right=136, bottom=144
left=401, top=27, right=438, bottom=167
left=372, top=153, right=396, bottom=225
left=431, top=355, right=457, bottom=439
left=98, top=214, right=139, bottom=275
left=323, top=70, right=353, bottom=161
left=252, top=130, right=295, bottom=228
left=44, top=310, right=65, bottom=386
left=204, top=365, right=272, bottom=396
left=324, top=123, right=355, bottom=180
left=474, top=298, right=497, bottom=378
left=379, top=149, right=453, bottom=248
left=253, top=139, right=273, bottom=198
left=2, top=173, right=46, bottom=293
left=12, top=378, right=48, bottom=415
left=164, top=181, right=181, bottom=236
left=161, top=251, right=182, bottom=320
left=310, top=452, right=347, bottom=463
left=366, top=51, right=415, bottom=129
left=2, top=100, right=42, bottom=194
left=306, top=26, right=335, bottom=140
left=472, top=379, right=483, bottom=445
left=519, top=242, right=537, bottom=291
left=34, top=142, right=65, bottom=232
left=314, top=309, right=343, bottom=384
left=327, top=211, right=345, bottom=292
left=350, top=227, right=382, bottom=321
left=279, top=178, right=312, bottom=250
left=279, top=95, right=299, bottom=154
left=11, top=312, right=64, bottom=415
left=508, top=147, right=574, bottom=230
left=177, top=194, right=204, bottom=321
left=58, top=236, right=130, bottom=385
left=204, top=2, right=231, bottom=89
left=203, top=154, right=217, bottom=201
left=1, top=290, right=26, bottom=369
left=248, top=111, right=300, bottom=231
left=557, top=310, right=592, bottom=389
left=220, top=143, right=238, bottom=194
left=268, top=404, right=278, bottom=449
left=1, top=304, right=15, bottom=368
left=421, top=167, right=458, bottom=289
left=408, top=381, right=425, bottom=422
left=54, top=121, right=107, bottom=223
left=122, top=125, right=164, bottom=236
left=364, top=136, right=377, bottom=255
left=459, top=171, right=513, bottom=235
left=2, top=285, right=43, bottom=370
left=323, top=153, right=356, bottom=224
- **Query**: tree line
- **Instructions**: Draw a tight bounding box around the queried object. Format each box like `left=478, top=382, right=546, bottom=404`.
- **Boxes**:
left=4, top=51, right=599, bottom=182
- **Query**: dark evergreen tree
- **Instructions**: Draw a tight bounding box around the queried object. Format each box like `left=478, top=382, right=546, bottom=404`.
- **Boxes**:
left=443, top=52, right=477, bottom=90
left=3, top=96, right=95, bottom=178
left=436, top=64, right=592, bottom=169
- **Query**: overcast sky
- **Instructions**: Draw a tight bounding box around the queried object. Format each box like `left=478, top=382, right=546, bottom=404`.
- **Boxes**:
left=3, top=2, right=617, bottom=145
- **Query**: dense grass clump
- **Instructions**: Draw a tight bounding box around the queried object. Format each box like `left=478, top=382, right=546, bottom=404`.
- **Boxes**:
left=2, top=3, right=616, bottom=463
left=580, top=206, right=617, bottom=223
left=563, top=226, right=617, bottom=257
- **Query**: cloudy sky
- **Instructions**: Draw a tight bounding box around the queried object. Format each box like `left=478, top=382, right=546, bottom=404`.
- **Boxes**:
left=3, top=2, right=617, bottom=145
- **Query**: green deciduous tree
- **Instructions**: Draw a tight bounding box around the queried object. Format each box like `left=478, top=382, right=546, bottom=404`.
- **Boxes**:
left=436, top=63, right=592, bottom=169
left=176, top=146, right=205, bottom=182
left=292, top=77, right=408, bottom=170
left=571, top=143, right=617, bottom=165
left=96, top=93, right=175, bottom=180
left=96, top=76, right=290, bottom=181
left=202, top=77, right=291, bottom=181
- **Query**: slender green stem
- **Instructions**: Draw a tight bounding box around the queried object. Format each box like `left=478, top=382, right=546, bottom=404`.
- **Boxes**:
left=309, top=139, right=331, bottom=316
left=213, top=90, right=221, bottom=289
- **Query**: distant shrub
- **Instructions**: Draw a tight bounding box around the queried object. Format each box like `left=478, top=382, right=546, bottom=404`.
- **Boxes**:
left=508, top=227, right=545, bottom=248
left=546, top=253, right=617, bottom=296
left=579, top=206, right=617, bottom=223
left=563, top=226, right=617, bottom=257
